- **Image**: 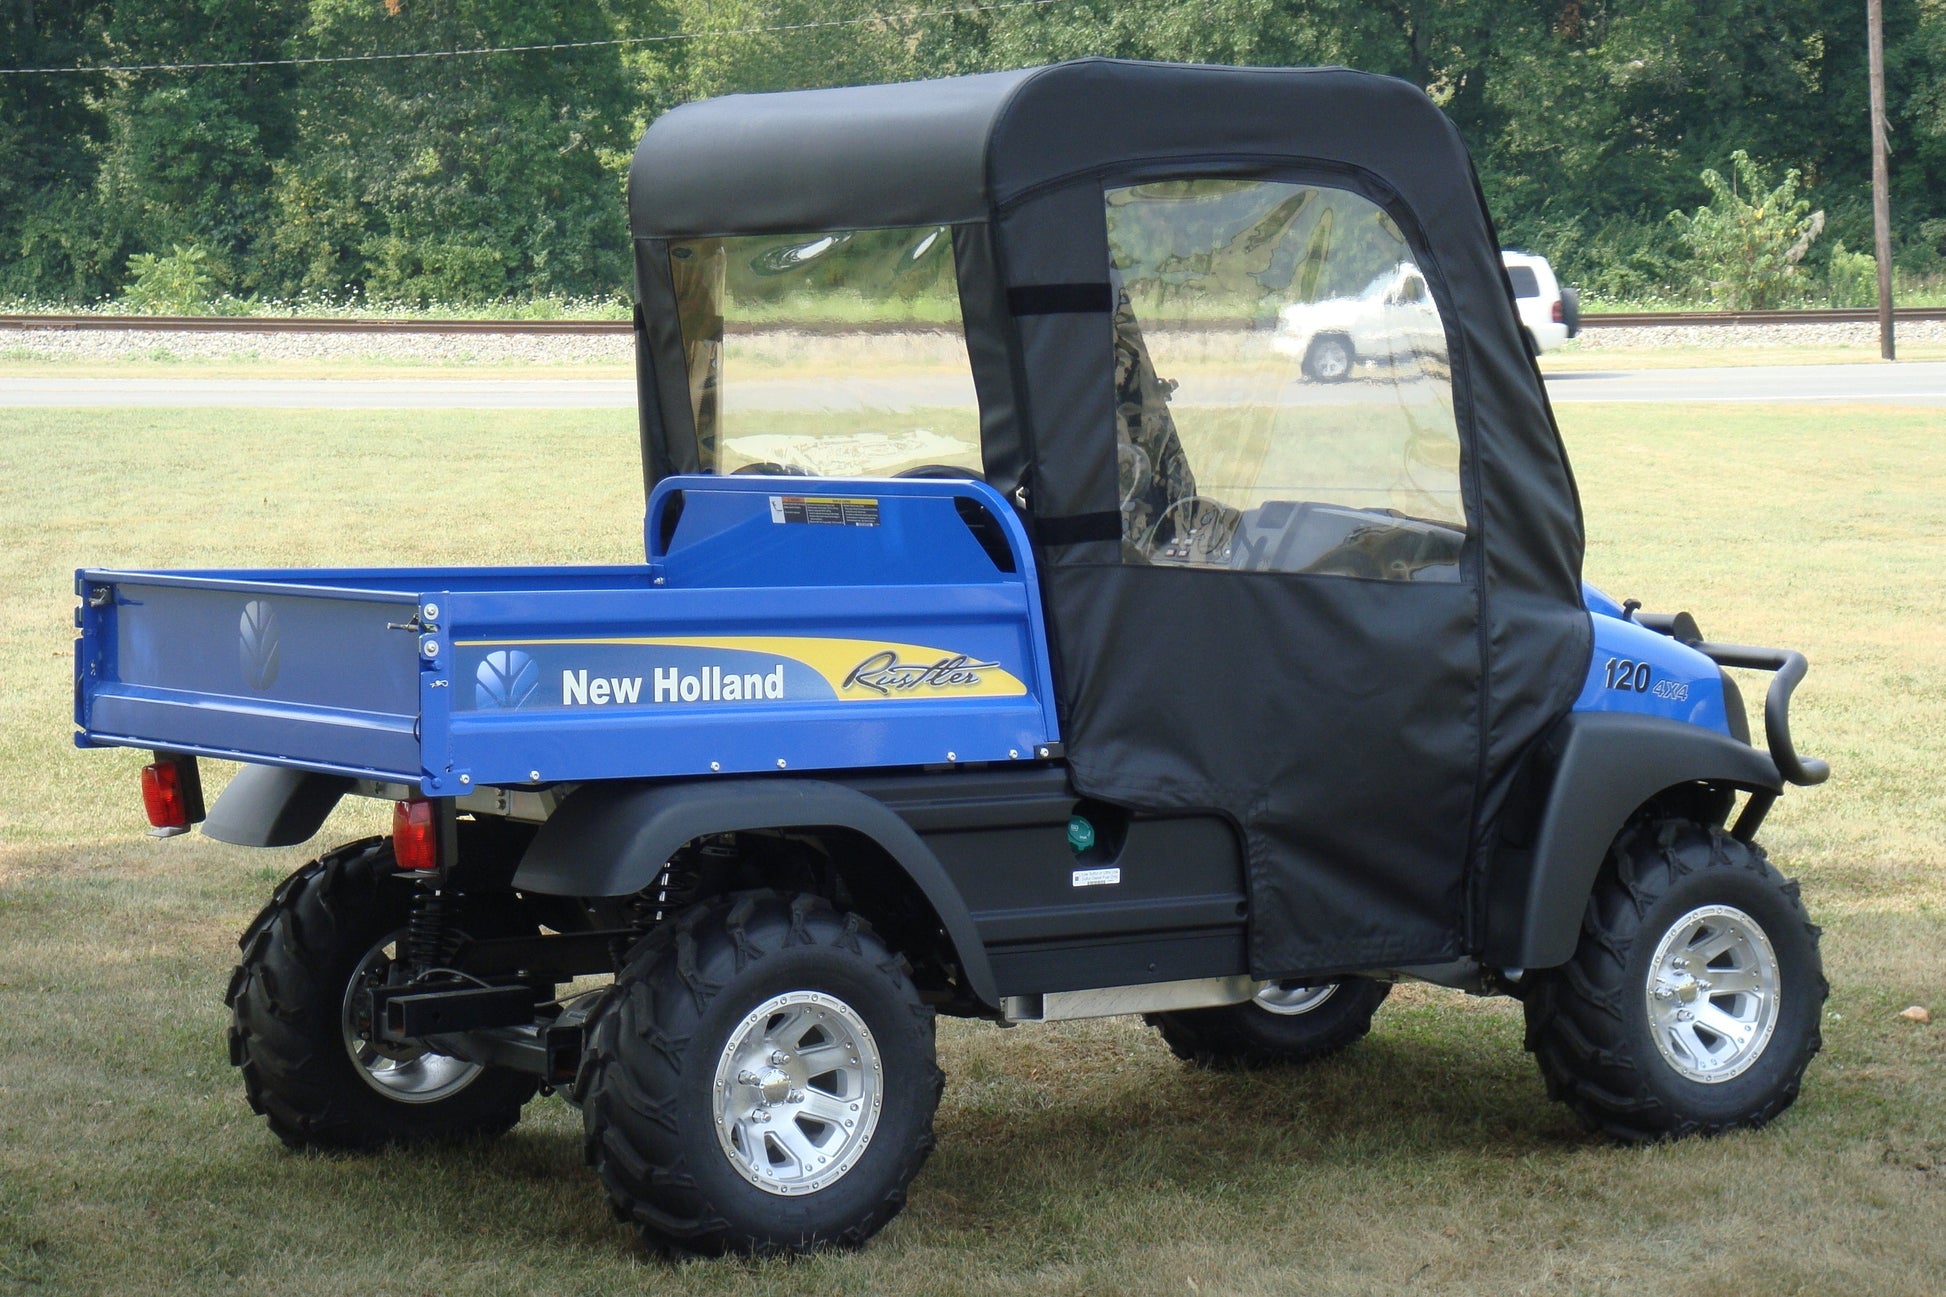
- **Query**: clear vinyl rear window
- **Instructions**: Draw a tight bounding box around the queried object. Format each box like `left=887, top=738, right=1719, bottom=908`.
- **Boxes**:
left=669, top=227, right=981, bottom=478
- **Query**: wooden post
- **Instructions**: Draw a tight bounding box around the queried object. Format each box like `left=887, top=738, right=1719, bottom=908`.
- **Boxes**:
left=1869, top=0, right=1895, bottom=360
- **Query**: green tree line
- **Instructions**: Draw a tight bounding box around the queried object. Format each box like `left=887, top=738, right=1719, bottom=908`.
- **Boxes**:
left=3, top=0, right=1944, bottom=308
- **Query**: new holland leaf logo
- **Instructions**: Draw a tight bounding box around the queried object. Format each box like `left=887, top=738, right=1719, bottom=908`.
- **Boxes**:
left=238, top=600, right=281, bottom=691
left=476, top=649, right=539, bottom=709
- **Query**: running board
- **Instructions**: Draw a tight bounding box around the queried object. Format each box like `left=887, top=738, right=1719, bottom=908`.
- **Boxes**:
left=1001, top=974, right=1258, bottom=1023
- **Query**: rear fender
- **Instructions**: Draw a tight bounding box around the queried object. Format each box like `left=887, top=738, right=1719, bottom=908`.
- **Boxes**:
left=1485, top=712, right=1782, bottom=970
left=202, top=764, right=351, bottom=847
left=513, top=778, right=999, bottom=1007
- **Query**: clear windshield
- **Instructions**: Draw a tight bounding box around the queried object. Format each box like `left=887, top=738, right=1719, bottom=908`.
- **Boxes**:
left=669, top=227, right=981, bottom=478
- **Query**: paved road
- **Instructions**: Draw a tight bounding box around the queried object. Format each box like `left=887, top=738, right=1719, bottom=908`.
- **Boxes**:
left=4, top=363, right=1946, bottom=408
left=1540, top=362, right=1946, bottom=405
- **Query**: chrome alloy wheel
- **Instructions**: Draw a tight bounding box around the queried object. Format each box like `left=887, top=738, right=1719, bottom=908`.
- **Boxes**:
left=339, top=932, right=484, bottom=1104
left=1645, top=904, right=1782, bottom=1084
left=1254, top=981, right=1340, bottom=1016
left=712, top=990, right=884, bottom=1196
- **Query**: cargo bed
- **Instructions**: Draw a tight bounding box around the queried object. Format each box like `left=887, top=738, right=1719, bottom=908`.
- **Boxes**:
left=75, top=477, right=1060, bottom=794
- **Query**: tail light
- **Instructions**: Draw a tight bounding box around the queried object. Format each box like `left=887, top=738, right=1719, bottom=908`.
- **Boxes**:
left=140, top=754, right=204, bottom=836
left=1552, top=300, right=1565, bottom=323
left=393, top=799, right=439, bottom=871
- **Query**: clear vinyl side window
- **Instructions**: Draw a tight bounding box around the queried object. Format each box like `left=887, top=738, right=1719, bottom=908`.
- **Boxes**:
left=1105, top=179, right=1466, bottom=580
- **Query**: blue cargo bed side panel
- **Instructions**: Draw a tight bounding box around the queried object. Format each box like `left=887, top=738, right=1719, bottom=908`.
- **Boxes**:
left=436, top=479, right=1061, bottom=787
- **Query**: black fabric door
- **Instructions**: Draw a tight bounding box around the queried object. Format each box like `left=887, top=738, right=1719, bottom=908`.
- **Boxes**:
left=1010, top=173, right=1488, bottom=977
left=1047, top=565, right=1480, bottom=976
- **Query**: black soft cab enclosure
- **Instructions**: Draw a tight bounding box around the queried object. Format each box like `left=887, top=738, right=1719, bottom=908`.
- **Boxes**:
left=627, top=59, right=1590, bottom=980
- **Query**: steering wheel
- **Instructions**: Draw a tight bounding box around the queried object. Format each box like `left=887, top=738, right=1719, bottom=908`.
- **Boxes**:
left=894, top=464, right=985, bottom=480
left=1143, top=495, right=1240, bottom=566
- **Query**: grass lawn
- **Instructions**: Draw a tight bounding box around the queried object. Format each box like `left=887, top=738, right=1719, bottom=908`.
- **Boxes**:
left=2, top=400, right=1943, bottom=1295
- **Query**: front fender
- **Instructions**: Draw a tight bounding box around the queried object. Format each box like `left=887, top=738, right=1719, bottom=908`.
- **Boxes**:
left=1485, top=712, right=1782, bottom=970
left=513, top=777, right=999, bottom=1007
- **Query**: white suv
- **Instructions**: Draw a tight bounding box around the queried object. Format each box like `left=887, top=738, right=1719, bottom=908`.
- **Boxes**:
left=1501, top=250, right=1580, bottom=354
left=1274, top=251, right=1580, bottom=381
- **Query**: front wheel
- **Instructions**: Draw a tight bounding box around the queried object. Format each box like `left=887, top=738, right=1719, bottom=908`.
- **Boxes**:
left=580, top=891, right=942, bottom=1256
left=1147, top=977, right=1390, bottom=1068
left=1523, top=819, right=1826, bottom=1141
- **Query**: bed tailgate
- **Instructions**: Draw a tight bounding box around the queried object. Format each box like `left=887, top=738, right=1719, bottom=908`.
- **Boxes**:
left=75, top=570, right=429, bottom=784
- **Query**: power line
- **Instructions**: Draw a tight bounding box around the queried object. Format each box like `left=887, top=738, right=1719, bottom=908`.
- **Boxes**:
left=0, top=0, right=1065, bottom=77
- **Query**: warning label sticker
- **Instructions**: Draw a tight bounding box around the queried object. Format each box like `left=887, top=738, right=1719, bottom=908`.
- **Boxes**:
left=1071, top=867, right=1122, bottom=888
left=769, top=495, right=880, bottom=527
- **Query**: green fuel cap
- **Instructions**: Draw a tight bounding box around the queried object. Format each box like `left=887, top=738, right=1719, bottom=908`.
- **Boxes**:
left=1066, top=815, right=1096, bottom=853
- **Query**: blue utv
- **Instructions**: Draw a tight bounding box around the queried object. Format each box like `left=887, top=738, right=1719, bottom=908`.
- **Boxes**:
left=73, top=59, right=1830, bottom=1256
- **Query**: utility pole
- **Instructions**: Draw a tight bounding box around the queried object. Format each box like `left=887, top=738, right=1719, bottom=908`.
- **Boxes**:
left=1868, top=0, right=1895, bottom=360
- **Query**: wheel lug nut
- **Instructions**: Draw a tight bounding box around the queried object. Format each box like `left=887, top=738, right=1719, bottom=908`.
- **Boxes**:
left=769, top=1050, right=790, bottom=1066
left=737, top=1069, right=761, bottom=1086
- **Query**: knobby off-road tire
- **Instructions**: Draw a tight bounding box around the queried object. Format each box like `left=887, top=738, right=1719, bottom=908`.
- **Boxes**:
left=226, top=838, right=541, bottom=1149
left=1148, top=977, right=1391, bottom=1068
left=1523, top=818, right=1826, bottom=1142
left=580, top=891, right=942, bottom=1257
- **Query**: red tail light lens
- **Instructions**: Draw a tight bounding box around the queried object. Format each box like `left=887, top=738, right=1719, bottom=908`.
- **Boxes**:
left=1552, top=300, right=1565, bottom=323
left=393, top=799, right=439, bottom=871
left=141, top=761, right=189, bottom=829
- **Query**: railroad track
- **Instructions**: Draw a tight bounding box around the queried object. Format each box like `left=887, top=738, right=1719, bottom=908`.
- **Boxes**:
left=3, top=307, right=1944, bottom=335
left=1581, top=306, right=1946, bottom=327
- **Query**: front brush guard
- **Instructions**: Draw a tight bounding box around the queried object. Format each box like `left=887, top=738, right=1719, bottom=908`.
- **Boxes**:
left=1635, top=611, right=1830, bottom=789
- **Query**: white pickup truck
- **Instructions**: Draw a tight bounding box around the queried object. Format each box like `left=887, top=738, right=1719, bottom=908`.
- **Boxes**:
left=1274, top=251, right=1579, bottom=381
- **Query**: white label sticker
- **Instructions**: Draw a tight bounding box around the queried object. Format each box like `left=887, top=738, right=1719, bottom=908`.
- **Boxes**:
left=1072, top=867, right=1121, bottom=888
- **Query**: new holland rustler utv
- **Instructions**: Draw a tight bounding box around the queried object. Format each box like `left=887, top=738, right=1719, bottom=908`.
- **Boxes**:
left=73, top=60, right=1830, bottom=1255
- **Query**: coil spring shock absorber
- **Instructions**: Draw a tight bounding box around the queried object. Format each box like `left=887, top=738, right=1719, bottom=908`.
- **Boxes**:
left=406, top=884, right=461, bottom=973
left=608, top=848, right=714, bottom=966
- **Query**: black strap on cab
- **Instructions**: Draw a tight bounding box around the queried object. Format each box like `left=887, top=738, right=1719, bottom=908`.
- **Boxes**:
left=1033, top=510, right=1122, bottom=547
left=1007, top=282, right=1114, bottom=316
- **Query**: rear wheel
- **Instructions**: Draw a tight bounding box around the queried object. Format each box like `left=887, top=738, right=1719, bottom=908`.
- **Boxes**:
left=1148, top=977, right=1390, bottom=1068
left=1523, top=818, right=1826, bottom=1141
left=580, top=891, right=941, bottom=1256
left=226, top=838, right=541, bottom=1149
